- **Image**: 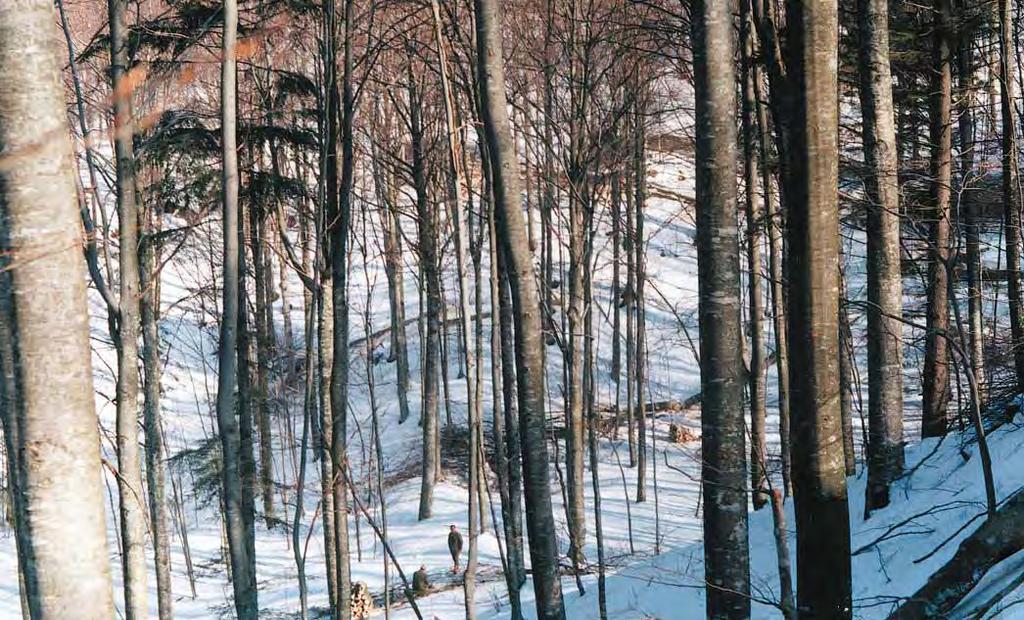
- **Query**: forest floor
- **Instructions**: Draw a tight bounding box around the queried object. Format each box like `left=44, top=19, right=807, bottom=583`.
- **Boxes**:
left=2, top=145, right=1024, bottom=619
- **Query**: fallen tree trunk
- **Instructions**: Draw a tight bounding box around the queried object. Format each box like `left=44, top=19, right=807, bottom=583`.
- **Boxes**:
left=889, top=490, right=1024, bottom=619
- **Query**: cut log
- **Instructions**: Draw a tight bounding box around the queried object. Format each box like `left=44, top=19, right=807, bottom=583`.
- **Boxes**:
left=889, top=490, right=1024, bottom=619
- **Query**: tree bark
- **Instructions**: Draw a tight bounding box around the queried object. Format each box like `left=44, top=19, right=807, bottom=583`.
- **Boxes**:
left=0, top=2, right=118, bottom=614
left=692, top=2, right=752, bottom=617
left=784, top=0, right=854, bottom=615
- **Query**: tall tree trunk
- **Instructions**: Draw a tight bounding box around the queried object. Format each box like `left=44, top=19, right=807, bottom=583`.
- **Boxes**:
left=251, top=209, right=276, bottom=526
left=0, top=2, right=117, bottom=614
left=216, top=0, right=258, bottom=613
left=634, top=91, right=648, bottom=504
left=999, top=0, right=1024, bottom=388
left=475, top=0, right=566, bottom=616
left=858, top=0, right=905, bottom=513
left=783, top=0, right=853, bottom=615
left=408, top=71, right=441, bottom=522
left=108, top=0, right=148, bottom=613
left=490, top=198, right=525, bottom=619
left=140, top=229, right=174, bottom=620
left=741, top=0, right=769, bottom=511
left=959, top=4, right=985, bottom=405
left=239, top=188, right=259, bottom=590
left=329, top=1, right=355, bottom=614
left=692, top=2, right=752, bottom=617
left=922, top=0, right=954, bottom=439
left=370, top=114, right=411, bottom=424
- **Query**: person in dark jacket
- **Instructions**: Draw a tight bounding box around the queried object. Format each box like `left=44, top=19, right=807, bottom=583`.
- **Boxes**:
left=447, top=524, right=463, bottom=573
left=413, top=565, right=430, bottom=596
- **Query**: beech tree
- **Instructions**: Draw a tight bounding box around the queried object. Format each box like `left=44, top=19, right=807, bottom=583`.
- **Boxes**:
left=692, top=1, right=751, bottom=617
left=0, top=1, right=117, bottom=616
left=783, top=0, right=853, bottom=615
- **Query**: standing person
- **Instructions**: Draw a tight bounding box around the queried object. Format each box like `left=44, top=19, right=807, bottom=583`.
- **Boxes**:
left=448, top=524, right=463, bottom=573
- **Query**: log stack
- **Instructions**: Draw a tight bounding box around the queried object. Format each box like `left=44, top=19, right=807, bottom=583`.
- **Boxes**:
left=351, top=581, right=374, bottom=619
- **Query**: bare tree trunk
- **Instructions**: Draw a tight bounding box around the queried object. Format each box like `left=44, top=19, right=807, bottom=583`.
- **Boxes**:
left=490, top=199, right=525, bottom=619
left=999, top=0, right=1024, bottom=389
left=408, top=70, right=441, bottom=522
left=783, top=0, right=853, bottom=615
left=328, top=1, right=355, bottom=614
left=741, top=0, right=769, bottom=511
left=959, top=6, right=985, bottom=404
left=475, top=0, right=566, bottom=615
left=370, top=110, right=411, bottom=424
left=141, top=229, right=174, bottom=620
left=216, top=0, right=258, bottom=613
left=108, top=0, right=148, bottom=613
left=634, top=92, right=648, bottom=504
left=858, top=0, right=905, bottom=513
left=922, top=0, right=954, bottom=439
left=692, top=2, right=752, bottom=616
left=251, top=209, right=276, bottom=527
left=0, top=3, right=117, bottom=614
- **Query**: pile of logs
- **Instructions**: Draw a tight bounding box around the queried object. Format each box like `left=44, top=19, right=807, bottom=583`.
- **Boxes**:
left=351, top=582, right=374, bottom=619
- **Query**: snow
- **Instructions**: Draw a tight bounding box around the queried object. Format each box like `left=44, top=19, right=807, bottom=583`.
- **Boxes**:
left=2, top=141, right=1024, bottom=620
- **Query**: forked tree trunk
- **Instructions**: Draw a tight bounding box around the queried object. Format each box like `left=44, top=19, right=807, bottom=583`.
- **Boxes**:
left=0, top=3, right=117, bottom=614
left=784, top=0, right=853, bottom=615
left=475, top=0, right=565, bottom=616
left=692, top=2, right=752, bottom=616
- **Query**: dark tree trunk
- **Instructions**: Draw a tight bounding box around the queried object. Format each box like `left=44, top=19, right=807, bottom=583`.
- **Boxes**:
left=999, top=0, right=1024, bottom=389
left=741, top=0, right=769, bottom=511
left=922, top=0, right=954, bottom=439
left=140, top=230, right=174, bottom=620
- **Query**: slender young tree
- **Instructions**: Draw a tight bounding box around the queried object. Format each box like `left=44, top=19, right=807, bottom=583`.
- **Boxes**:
left=922, top=0, right=954, bottom=439
left=692, top=2, right=752, bottom=617
left=857, top=0, right=905, bottom=513
left=108, top=0, right=148, bottom=613
left=141, top=229, right=174, bottom=620
left=475, top=0, right=565, bottom=616
left=784, top=0, right=853, bottom=615
left=215, top=0, right=259, bottom=614
left=740, top=0, right=769, bottom=511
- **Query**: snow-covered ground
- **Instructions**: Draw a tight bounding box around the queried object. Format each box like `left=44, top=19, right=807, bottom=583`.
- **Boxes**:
left=2, top=143, right=1024, bottom=620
